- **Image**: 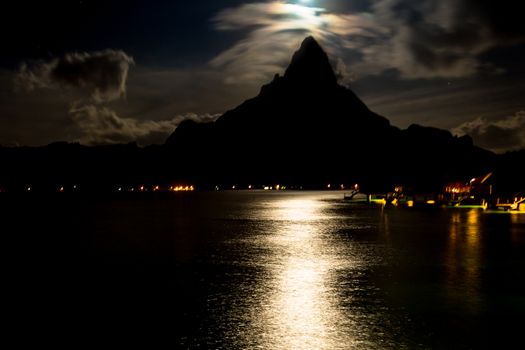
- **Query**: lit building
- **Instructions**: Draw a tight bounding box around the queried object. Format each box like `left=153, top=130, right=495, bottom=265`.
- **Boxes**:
left=444, top=172, right=493, bottom=202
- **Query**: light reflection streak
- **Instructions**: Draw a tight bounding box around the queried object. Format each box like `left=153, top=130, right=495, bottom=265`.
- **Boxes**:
left=510, top=212, right=525, bottom=244
left=446, top=210, right=483, bottom=310
left=251, top=196, right=357, bottom=349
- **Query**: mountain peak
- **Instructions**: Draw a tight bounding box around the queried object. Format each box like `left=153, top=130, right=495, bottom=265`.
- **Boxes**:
left=284, top=36, right=337, bottom=86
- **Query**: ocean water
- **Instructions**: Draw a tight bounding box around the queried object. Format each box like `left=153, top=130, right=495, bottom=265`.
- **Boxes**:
left=3, top=191, right=525, bottom=348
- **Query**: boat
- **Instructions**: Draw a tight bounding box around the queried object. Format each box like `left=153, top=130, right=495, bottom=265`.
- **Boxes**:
left=343, top=190, right=370, bottom=203
left=343, top=191, right=387, bottom=205
left=447, top=196, right=488, bottom=210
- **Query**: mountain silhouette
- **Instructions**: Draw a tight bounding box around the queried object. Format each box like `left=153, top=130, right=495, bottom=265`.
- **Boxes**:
left=166, top=36, right=493, bottom=190
left=2, top=36, right=516, bottom=194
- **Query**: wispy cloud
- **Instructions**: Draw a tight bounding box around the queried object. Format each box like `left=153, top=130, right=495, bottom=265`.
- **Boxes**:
left=452, top=111, right=525, bottom=153
left=211, top=0, right=525, bottom=82
left=70, top=104, right=218, bottom=145
left=211, top=2, right=377, bottom=84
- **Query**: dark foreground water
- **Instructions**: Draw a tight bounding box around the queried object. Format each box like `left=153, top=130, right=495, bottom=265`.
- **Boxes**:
left=3, top=191, right=525, bottom=348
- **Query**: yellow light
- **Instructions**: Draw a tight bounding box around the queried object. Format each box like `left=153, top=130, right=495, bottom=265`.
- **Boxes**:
left=169, top=184, right=195, bottom=192
left=426, top=200, right=436, bottom=205
left=407, top=200, right=414, bottom=207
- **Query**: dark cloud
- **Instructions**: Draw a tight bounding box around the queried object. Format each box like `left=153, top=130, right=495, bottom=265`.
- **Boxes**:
left=465, top=0, right=525, bottom=39
left=359, top=0, right=525, bottom=78
left=12, top=49, right=223, bottom=146
left=3, top=64, right=251, bottom=146
left=452, top=111, right=525, bottom=153
left=16, top=50, right=134, bottom=102
left=69, top=104, right=218, bottom=145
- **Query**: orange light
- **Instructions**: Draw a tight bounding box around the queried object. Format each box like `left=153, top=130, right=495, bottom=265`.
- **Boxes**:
left=170, top=185, right=195, bottom=192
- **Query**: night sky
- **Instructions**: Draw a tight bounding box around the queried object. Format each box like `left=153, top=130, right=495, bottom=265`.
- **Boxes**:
left=1, top=0, right=524, bottom=152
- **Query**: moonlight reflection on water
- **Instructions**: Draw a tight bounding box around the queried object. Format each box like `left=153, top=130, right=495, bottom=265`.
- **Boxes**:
left=3, top=192, right=524, bottom=348
left=230, top=195, right=387, bottom=349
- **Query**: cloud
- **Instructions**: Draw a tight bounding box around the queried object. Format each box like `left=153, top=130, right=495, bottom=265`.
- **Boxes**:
left=210, top=2, right=377, bottom=84
left=356, top=0, right=525, bottom=78
left=452, top=111, right=525, bottom=153
left=11, top=51, right=236, bottom=146
left=16, top=50, right=134, bottom=102
left=355, top=0, right=505, bottom=79
left=69, top=104, right=218, bottom=145
left=211, top=1, right=525, bottom=82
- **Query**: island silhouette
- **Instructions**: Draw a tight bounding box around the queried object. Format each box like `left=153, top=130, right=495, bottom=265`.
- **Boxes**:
left=0, top=37, right=523, bottom=194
